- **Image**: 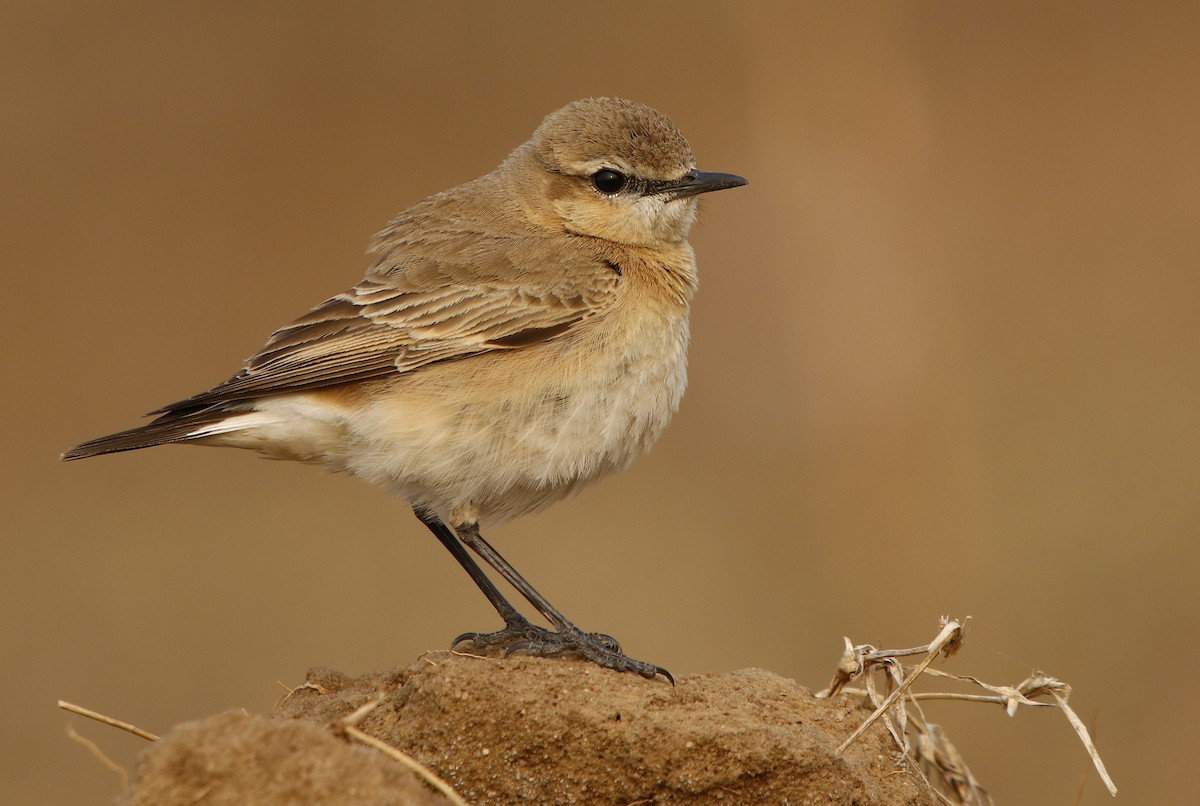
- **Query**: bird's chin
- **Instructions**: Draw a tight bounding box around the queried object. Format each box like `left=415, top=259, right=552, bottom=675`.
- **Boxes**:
left=549, top=184, right=701, bottom=247
left=595, top=196, right=697, bottom=247
left=651, top=198, right=700, bottom=243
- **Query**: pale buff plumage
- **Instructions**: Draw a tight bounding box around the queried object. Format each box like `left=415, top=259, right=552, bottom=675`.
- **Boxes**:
left=64, top=98, right=746, bottom=678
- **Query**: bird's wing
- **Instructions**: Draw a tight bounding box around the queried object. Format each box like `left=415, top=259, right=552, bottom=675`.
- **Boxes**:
left=155, top=241, right=620, bottom=413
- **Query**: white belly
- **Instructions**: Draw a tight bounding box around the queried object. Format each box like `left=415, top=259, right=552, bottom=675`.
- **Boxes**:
left=312, top=302, right=692, bottom=525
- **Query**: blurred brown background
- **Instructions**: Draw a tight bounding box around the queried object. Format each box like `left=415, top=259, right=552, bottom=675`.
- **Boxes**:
left=3, top=2, right=1197, bottom=803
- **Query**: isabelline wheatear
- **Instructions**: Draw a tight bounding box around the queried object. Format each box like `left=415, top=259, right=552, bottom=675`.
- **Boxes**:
left=64, top=97, right=747, bottom=681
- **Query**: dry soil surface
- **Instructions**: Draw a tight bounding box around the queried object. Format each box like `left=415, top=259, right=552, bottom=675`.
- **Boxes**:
left=117, top=653, right=934, bottom=805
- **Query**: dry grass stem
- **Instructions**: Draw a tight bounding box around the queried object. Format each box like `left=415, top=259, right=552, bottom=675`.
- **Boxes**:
left=341, top=697, right=387, bottom=728
left=275, top=680, right=330, bottom=711
left=1047, top=685, right=1117, bottom=796
left=817, top=617, right=1117, bottom=803
left=336, top=700, right=469, bottom=806
left=837, top=688, right=1052, bottom=707
left=833, top=618, right=965, bottom=755
left=58, top=699, right=159, bottom=742
left=65, top=725, right=129, bottom=788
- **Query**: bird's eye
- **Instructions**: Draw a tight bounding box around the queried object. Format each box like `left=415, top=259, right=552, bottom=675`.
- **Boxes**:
left=590, top=169, right=627, bottom=195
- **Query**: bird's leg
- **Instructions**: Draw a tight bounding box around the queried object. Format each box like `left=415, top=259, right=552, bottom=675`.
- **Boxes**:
left=452, top=520, right=672, bottom=682
left=413, top=508, right=552, bottom=642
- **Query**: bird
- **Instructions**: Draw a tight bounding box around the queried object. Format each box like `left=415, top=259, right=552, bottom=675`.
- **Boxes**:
left=63, top=97, right=746, bottom=681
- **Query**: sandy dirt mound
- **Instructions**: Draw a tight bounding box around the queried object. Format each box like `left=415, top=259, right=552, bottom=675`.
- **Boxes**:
left=118, top=653, right=934, bottom=805
left=116, top=709, right=445, bottom=806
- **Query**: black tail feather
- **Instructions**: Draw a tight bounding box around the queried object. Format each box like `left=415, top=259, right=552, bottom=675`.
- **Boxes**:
left=62, top=407, right=233, bottom=461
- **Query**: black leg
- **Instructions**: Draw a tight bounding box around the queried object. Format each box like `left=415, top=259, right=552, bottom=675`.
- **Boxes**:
left=411, top=507, right=671, bottom=682
left=453, top=522, right=577, bottom=632
left=412, top=507, right=523, bottom=625
left=453, top=520, right=672, bottom=683
left=413, top=507, right=558, bottom=651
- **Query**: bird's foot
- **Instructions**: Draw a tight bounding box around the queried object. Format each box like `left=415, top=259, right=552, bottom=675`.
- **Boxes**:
left=451, top=620, right=672, bottom=683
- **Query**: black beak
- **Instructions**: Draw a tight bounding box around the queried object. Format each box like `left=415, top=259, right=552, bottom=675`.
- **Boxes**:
left=655, top=169, right=748, bottom=200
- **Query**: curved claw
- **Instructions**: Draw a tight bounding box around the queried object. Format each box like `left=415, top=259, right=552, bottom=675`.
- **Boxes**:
left=451, top=630, right=483, bottom=648
left=503, top=641, right=530, bottom=657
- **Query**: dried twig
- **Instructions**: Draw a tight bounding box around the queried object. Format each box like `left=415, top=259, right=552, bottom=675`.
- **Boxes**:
left=819, top=617, right=1118, bottom=803
left=335, top=699, right=470, bottom=806
left=274, top=679, right=329, bottom=711
left=834, top=618, right=965, bottom=754
left=58, top=700, right=159, bottom=742
left=1046, top=682, right=1117, bottom=797
left=65, top=725, right=129, bottom=788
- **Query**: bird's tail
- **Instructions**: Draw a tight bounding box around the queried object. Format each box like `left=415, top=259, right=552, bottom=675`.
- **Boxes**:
left=61, top=406, right=236, bottom=461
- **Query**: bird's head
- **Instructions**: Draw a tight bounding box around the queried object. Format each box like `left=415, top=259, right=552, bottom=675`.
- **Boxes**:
left=507, top=97, right=746, bottom=247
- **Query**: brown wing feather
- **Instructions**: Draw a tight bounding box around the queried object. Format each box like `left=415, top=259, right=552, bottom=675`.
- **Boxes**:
left=154, top=234, right=619, bottom=414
